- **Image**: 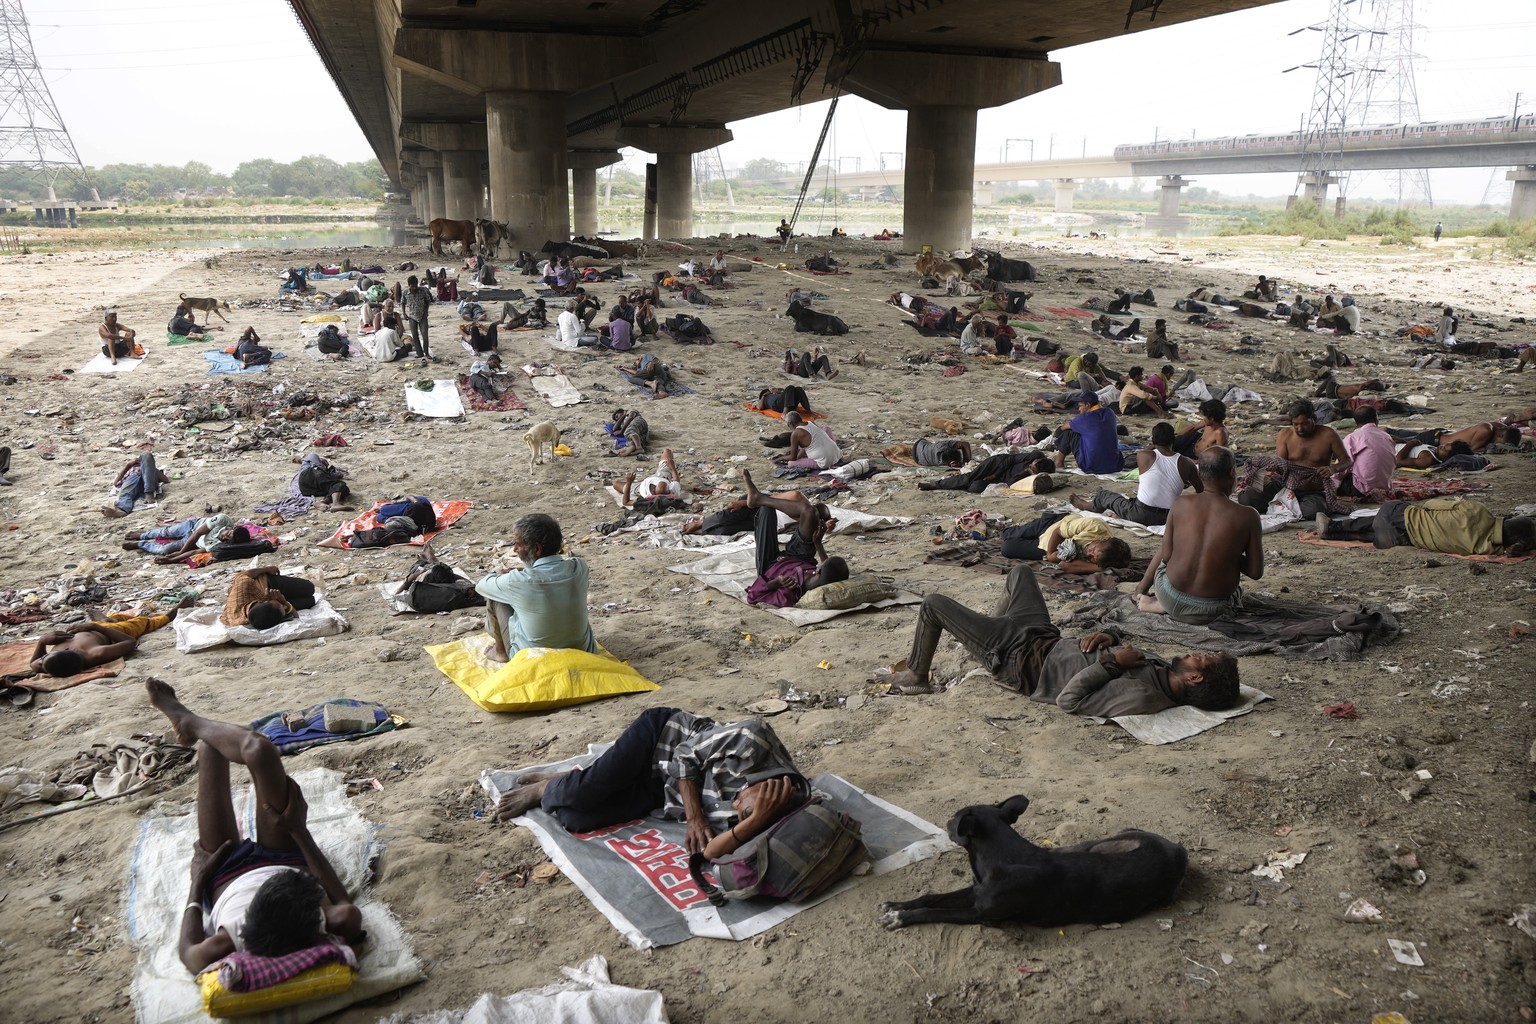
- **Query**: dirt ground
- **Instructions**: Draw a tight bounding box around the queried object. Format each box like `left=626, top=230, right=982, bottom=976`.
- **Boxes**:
left=0, top=226, right=1533, bottom=1024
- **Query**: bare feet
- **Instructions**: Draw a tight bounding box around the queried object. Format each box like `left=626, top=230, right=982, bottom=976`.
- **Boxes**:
left=145, top=676, right=194, bottom=744
left=100, top=507, right=128, bottom=519
left=1068, top=493, right=1093, bottom=512
left=1135, top=592, right=1167, bottom=615
left=497, top=777, right=554, bottom=820
left=741, top=469, right=761, bottom=508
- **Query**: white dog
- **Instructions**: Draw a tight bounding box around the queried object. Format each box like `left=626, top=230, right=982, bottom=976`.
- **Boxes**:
left=524, top=422, right=560, bottom=472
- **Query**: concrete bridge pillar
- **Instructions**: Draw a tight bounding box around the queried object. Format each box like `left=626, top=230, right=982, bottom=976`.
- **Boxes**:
left=1297, top=172, right=1341, bottom=213
left=841, top=50, right=1061, bottom=253
left=974, top=181, right=995, bottom=207
left=1053, top=179, right=1079, bottom=214
left=1145, top=175, right=1191, bottom=235
left=619, top=127, right=732, bottom=239
left=416, top=152, right=445, bottom=224
left=1508, top=166, right=1536, bottom=221
left=568, top=150, right=621, bottom=238
left=485, top=90, right=570, bottom=245
left=440, top=149, right=484, bottom=221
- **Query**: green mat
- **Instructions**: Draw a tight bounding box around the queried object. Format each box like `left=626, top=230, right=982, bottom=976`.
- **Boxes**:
left=166, top=331, right=204, bottom=346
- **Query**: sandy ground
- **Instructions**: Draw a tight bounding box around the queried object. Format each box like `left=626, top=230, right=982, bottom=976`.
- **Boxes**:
left=0, top=227, right=1534, bottom=1024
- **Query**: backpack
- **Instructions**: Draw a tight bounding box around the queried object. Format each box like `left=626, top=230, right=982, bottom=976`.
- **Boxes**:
left=403, top=562, right=483, bottom=613
left=688, top=797, right=868, bottom=905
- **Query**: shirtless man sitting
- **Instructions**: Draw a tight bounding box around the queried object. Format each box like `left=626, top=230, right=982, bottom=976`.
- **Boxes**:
left=145, top=678, right=364, bottom=973
left=1135, top=446, right=1263, bottom=624
left=99, top=310, right=137, bottom=365
left=29, top=598, right=193, bottom=676
left=1238, top=399, right=1351, bottom=520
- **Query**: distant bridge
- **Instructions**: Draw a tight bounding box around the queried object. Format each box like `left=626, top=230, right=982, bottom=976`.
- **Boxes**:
left=770, top=114, right=1536, bottom=225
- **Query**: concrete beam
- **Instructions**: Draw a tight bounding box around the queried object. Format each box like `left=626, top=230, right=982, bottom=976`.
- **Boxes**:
left=842, top=51, right=1061, bottom=112
left=618, top=126, right=733, bottom=154
left=394, top=28, right=648, bottom=95
left=401, top=121, right=487, bottom=152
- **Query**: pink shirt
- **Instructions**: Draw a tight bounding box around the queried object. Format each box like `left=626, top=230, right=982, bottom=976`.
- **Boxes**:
left=1343, top=422, right=1396, bottom=495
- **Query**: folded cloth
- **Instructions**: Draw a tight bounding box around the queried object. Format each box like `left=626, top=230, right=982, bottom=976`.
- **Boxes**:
left=217, top=942, right=358, bottom=993
left=252, top=699, right=400, bottom=755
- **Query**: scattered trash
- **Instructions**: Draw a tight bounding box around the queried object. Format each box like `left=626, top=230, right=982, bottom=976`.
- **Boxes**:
left=531, top=862, right=561, bottom=884
left=1387, top=938, right=1424, bottom=967
left=1344, top=897, right=1383, bottom=923
left=1508, top=905, right=1536, bottom=941
left=1252, top=850, right=1306, bottom=881
left=745, top=698, right=789, bottom=716
left=1323, top=702, right=1358, bottom=720
left=1372, top=1014, right=1412, bottom=1024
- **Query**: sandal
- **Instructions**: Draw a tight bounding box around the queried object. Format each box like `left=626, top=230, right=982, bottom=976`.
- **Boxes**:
left=1, top=684, right=36, bottom=708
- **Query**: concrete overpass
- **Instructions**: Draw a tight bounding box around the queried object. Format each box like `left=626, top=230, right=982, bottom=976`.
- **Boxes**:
left=286, top=0, right=1286, bottom=251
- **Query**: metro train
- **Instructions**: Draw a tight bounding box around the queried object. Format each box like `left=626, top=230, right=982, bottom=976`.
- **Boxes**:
left=1113, top=114, right=1536, bottom=160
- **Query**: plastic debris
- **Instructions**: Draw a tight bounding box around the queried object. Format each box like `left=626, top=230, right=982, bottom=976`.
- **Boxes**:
left=1387, top=938, right=1424, bottom=966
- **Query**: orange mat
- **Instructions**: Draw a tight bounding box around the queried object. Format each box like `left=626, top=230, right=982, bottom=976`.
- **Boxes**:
left=317, top=500, right=473, bottom=550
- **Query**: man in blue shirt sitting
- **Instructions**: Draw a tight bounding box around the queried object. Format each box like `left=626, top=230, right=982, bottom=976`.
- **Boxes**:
left=1053, top=392, right=1124, bottom=476
left=475, top=513, right=596, bottom=662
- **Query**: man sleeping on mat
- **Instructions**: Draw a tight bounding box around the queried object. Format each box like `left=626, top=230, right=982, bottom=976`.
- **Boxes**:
left=146, top=678, right=365, bottom=973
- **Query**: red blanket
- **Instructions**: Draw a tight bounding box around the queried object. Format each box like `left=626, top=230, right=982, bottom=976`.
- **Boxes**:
left=1380, top=477, right=1488, bottom=501
left=456, top=374, right=526, bottom=412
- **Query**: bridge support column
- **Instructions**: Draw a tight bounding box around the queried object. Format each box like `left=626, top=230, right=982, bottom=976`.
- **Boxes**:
left=1508, top=166, right=1536, bottom=221
left=486, top=89, right=569, bottom=245
left=417, top=152, right=446, bottom=225
left=974, top=181, right=994, bottom=207
left=441, top=149, right=484, bottom=221
left=1297, top=172, right=1341, bottom=213
left=841, top=50, right=1061, bottom=253
left=1145, top=175, right=1191, bottom=235
left=1053, top=179, right=1079, bottom=214
left=619, top=127, right=732, bottom=239
left=568, top=150, right=621, bottom=238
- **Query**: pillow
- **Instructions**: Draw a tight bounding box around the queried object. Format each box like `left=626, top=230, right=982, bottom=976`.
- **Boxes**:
left=426, top=640, right=659, bottom=713
left=198, top=962, right=354, bottom=1019
left=796, top=578, right=898, bottom=611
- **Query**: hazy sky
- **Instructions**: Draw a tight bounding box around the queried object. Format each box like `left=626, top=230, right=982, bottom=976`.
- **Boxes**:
left=21, top=0, right=1533, bottom=205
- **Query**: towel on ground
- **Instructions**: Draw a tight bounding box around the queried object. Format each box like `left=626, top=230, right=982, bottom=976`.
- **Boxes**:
left=252, top=698, right=401, bottom=755
left=126, top=767, right=424, bottom=1024
left=204, top=350, right=284, bottom=375
left=531, top=374, right=586, bottom=407
left=0, top=640, right=123, bottom=692
left=80, top=351, right=145, bottom=373
left=317, top=500, right=472, bottom=550
left=382, top=957, right=666, bottom=1024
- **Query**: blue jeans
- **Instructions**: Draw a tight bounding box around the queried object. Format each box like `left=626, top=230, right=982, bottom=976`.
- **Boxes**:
left=541, top=706, right=679, bottom=832
left=136, top=518, right=197, bottom=555
left=115, top=453, right=159, bottom=512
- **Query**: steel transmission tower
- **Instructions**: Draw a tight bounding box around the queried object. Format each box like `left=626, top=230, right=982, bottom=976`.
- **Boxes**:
left=1342, top=0, right=1432, bottom=206
left=0, top=0, right=95, bottom=201
left=1287, top=0, right=1381, bottom=212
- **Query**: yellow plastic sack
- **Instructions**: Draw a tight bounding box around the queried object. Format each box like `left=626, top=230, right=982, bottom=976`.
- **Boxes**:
left=299, top=312, right=345, bottom=324
left=425, top=636, right=659, bottom=713
left=197, top=962, right=354, bottom=1019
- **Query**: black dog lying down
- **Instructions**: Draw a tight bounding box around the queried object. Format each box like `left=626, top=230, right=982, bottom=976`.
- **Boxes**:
left=786, top=299, right=849, bottom=335
left=879, top=795, right=1187, bottom=929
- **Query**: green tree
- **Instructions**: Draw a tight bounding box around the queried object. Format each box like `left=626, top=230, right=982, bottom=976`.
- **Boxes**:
left=122, top=179, right=150, bottom=202
left=740, top=157, right=788, bottom=180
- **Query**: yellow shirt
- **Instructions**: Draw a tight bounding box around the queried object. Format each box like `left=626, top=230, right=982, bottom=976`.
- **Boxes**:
left=1403, top=497, right=1502, bottom=556
left=1054, top=514, right=1112, bottom=547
